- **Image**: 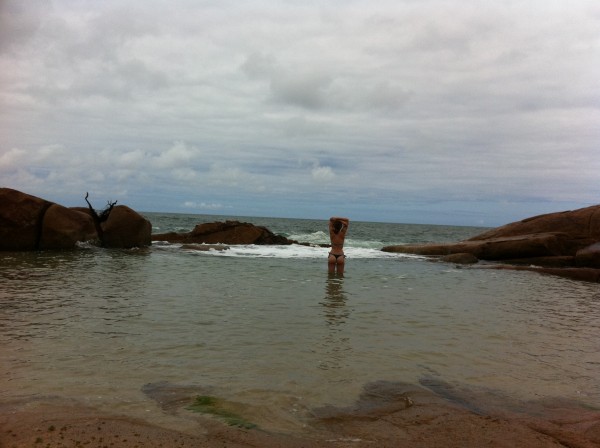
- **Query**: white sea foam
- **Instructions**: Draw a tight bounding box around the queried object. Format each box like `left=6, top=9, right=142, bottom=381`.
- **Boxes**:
left=287, top=230, right=328, bottom=245
left=176, top=243, right=421, bottom=259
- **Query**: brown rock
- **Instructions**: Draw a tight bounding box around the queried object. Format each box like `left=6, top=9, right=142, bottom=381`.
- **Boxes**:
left=0, top=188, right=97, bottom=250
left=575, top=242, right=600, bottom=268
left=0, top=188, right=152, bottom=250
left=101, top=205, right=152, bottom=248
left=441, top=253, right=479, bottom=264
left=499, top=256, right=575, bottom=267
left=153, top=220, right=294, bottom=245
left=383, top=233, right=572, bottom=260
left=468, top=206, right=600, bottom=244
left=0, top=187, right=51, bottom=250
left=382, top=205, right=600, bottom=281
left=383, top=205, right=600, bottom=265
left=39, top=204, right=98, bottom=249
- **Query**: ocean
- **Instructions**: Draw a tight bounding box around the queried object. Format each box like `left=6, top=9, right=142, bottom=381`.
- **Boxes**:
left=1, top=213, right=599, bottom=433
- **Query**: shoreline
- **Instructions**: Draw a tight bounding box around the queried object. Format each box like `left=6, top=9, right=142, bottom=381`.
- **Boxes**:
left=3, top=383, right=599, bottom=448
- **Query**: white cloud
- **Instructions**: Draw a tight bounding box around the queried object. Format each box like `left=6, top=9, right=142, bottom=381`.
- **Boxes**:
left=183, top=200, right=230, bottom=211
left=0, top=147, right=25, bottom=170
left=311, top=165, right=336, bottom=182
left=118, top=149, right=146, bottom=168
left=152, top=141, right=199, bottom=170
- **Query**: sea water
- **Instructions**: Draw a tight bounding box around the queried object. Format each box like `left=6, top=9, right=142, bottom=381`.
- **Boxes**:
left=1, top=213, right=599, bottom=432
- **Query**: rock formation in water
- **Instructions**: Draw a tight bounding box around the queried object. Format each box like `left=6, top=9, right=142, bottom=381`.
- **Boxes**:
left=382, top=204, right=600, bottom=282
left=0, top=188, right=152, bottom=250
left=152, top=220, right=296, bottom=245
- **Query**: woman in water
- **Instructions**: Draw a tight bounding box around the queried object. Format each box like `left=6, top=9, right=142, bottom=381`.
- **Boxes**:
left=328, top=216, right=349, bottom=274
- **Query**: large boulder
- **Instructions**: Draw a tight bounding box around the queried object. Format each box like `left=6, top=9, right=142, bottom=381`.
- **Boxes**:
left=0, top=188, right=151, bottom=250
left=39, top=204, right=97, bottom=249
left=153, top=220, right=295, bottom=245
left=0, top=188, right=96, bottom=250
left=467, top=206, right=600, bottom=244
left=382, top=205, right=600, bottom=272
left=0, top=188, right=52, bottom=250
left=100, top=205, right=152, bottom=249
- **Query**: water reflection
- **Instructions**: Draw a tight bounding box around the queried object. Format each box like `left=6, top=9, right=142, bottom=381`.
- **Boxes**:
left=318, top=273, right=352, bottom=370
left=323, top=274, right=350, bottom=327
left=0, top=249, right=150, bottom=343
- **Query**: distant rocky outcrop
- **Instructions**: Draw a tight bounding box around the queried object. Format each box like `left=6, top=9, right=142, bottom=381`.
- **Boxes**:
left=153, top=220, right=296, bottom=245
left=382, top=205, right=600, bottom=282
left=0, top=188, right=151, bottom=250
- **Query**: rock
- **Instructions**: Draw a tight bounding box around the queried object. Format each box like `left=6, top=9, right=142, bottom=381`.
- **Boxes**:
left=575, top=242, right=600, bottom=268
left=0, top=187, right=51, bottom=250
left=101, top=205, right=152, bottom=249
left=383, top=205, right=600, bottom=265
left=468, top=206, right=600, bottom=244
left=0, top=188, right=151, bottom=250
left=0, top=188, right=97, bottom=250
left=153, top=220, right=295, bottom=245
left=440, top=253, right=479, bottom=264
left=498, top=256, right=575, bottom=267
left=383, top=232, right=573, bottom=260
left=382, top=204, right=600, bottom=281
left=39, top=204, right=98, bottom=249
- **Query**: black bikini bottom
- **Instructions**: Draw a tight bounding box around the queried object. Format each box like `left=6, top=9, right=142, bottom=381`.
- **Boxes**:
left=328, top=252, right=346, bottom=260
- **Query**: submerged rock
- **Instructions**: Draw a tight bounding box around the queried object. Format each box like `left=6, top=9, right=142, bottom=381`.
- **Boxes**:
left=440, top=252, right=479, bottom=265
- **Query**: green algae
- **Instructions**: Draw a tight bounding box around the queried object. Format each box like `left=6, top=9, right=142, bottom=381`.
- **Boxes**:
left=186, top=395, right=257, bottom=429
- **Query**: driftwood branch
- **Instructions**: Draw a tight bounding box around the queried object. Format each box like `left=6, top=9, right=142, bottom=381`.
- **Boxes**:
left=84, top=192, right=118, bottom=247
left=85, top=192, right=117, bottom=223
left=99, top=199, right=118, bottom=222
left=84, top=192, right=100, bottom=222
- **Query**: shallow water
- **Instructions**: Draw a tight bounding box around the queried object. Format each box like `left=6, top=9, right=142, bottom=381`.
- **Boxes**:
left=1, top=214, right=599, bottom=432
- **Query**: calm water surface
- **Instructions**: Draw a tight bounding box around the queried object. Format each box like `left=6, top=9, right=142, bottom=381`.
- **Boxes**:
left=1, top=214, right=599, bottom=431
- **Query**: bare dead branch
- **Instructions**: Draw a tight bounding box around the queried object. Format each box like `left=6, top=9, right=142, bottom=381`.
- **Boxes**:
left=84, top=193, right=118, bottom=247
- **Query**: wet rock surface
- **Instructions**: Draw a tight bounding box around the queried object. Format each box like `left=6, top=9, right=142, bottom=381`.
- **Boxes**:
left=152, top=220, right=297, bottom=245
left=383, top=204, right=600, bottom=281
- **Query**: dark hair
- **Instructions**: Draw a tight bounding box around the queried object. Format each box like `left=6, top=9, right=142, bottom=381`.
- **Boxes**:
left=333, top=220, right=344, bottom=234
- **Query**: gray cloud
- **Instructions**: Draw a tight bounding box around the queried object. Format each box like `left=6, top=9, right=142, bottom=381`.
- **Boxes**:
left=1, top=0, right=599, bottom=225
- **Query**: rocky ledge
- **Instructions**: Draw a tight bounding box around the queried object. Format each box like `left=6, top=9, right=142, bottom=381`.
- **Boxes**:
left=153, top=220, right=297, bottom=245
left=0, top=188, right=152, bottom=250
left=382, top=205, right=600, bottom=282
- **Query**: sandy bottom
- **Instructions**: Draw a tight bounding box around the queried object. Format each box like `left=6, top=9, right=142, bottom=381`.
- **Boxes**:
left=2, top=382, right=600, bottom=448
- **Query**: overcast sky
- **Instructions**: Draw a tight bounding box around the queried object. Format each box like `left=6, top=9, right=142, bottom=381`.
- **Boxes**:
left=1, top=0, right=599, bottom=226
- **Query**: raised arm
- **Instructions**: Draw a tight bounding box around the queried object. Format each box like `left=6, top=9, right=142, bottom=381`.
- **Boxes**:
left=329, top=217, right=349, bottom=225
left=329, top=217, right=349, bottom=235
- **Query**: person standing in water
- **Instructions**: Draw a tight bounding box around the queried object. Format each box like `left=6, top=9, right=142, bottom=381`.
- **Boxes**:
left=328, top=217, right=349, bottom=274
